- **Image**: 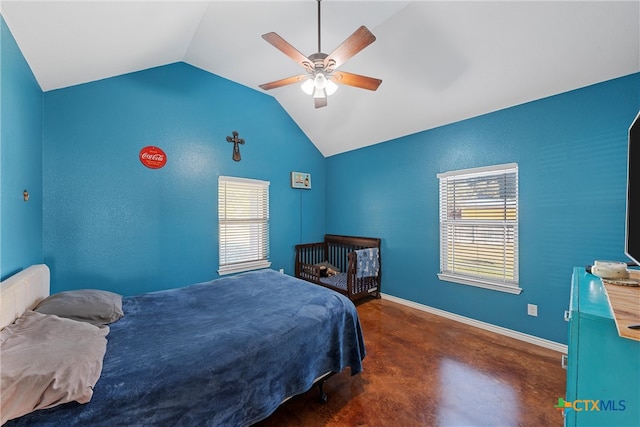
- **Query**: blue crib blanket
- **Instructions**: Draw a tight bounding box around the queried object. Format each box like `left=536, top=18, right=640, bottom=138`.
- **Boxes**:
left=356, top=248, right=379, bottom=278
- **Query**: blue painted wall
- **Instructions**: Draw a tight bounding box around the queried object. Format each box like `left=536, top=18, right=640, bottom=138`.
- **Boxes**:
left=43, top=63, right=325, bottom=295
left=326, top=73, right=640, bottom=344
left=0, top=16, right=44, bottom=279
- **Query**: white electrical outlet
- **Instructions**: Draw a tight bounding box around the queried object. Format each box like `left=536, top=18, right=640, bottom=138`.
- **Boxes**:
left=527, top=304, right=538, bottom=317
left=279, top=268, right=284, bottom=274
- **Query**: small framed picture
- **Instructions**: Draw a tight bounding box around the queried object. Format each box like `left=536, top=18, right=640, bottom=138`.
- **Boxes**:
left=291, top=172, right=311, bottom=189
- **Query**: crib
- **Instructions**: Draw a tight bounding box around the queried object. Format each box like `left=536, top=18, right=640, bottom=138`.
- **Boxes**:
left=294, top=234, right=381, bottom=302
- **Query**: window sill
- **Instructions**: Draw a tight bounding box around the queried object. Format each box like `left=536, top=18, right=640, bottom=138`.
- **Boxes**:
left=218, top=260, right=272, bottom=276
left=438, top=273, right=522, bottom=295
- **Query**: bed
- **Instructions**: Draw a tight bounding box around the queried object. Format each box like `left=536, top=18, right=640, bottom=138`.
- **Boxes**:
left=0, top=265, right=365, bottom=426
left=295, top=234, right=381, bottom=302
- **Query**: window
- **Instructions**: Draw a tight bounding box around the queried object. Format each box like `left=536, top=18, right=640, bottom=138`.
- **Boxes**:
left=218, top=176, right=271, bottom=275
left=437, top=163, right=520, bottom=294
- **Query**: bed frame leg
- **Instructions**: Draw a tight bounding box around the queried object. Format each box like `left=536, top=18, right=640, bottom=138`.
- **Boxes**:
left=316, top=372, right=336, bottom=403
left=318, top=381, right=328, bottom=403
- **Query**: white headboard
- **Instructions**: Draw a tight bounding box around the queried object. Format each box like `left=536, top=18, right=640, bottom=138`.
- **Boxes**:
left=0, top=264, right=50, bottom=330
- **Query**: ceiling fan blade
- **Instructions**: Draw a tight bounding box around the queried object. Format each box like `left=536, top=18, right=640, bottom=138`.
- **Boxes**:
left=262, top=32, right=311, bottom=69
left=314, top=96, right=328, bottom=109
left=331, top=71, right=382, bottom=91
left=259, top=75, right=308, bottom=91
left=324, top=26, right=376, bottom=70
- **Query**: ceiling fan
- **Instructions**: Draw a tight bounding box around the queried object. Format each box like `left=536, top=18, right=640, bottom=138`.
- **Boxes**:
left=259, top=0, right=382, bottom=109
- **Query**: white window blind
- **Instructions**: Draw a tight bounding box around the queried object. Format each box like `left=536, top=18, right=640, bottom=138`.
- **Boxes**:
left=437, top=163, right=520, bottom=294
left=218, top=176, right=271, bottom=275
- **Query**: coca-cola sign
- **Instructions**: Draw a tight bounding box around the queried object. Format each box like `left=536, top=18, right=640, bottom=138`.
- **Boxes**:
left=139, top=146, right=167, bottom=169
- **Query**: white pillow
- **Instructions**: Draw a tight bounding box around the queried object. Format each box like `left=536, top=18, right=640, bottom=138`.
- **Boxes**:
left=0, top=311, right=108, bottom=424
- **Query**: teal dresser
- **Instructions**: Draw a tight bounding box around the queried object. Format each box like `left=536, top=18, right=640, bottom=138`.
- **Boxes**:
left=564, top=268, right=640, bottom=426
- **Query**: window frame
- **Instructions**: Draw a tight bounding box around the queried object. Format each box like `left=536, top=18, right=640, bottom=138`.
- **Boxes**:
left=218, top=175, right=271, bottom=275
left=437, top=163, right=521, bottom=295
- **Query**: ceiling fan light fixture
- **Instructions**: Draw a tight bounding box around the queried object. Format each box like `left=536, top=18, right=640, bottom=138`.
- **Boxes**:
left=302, top=72, right=337, bottom=97
left=301, top=78, right=315, bottom=95
left=325, top=79, right=338, bottom=96
left=313, top=72, right=327, bottom=89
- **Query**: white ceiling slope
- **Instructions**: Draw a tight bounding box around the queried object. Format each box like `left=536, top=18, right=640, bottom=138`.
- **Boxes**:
left=2, top=1, right=639, bottom=157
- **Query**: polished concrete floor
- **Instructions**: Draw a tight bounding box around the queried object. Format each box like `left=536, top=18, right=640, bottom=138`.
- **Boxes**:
left=257, top=297, right=566, bottom=427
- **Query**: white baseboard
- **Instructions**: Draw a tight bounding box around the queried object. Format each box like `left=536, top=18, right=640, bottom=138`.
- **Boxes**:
left=381, top=293, right=568, bottom=354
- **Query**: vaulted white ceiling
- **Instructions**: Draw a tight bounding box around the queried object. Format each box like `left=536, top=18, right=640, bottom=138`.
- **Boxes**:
left=2, top=1, right=639, bottom=157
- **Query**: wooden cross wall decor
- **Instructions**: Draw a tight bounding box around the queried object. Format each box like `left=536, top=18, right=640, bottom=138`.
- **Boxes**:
left=226, top=131, right=245, bottom=162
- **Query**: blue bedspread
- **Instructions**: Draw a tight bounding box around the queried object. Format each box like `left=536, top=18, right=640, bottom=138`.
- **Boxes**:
left=6, top=269, right=365, bottom=426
